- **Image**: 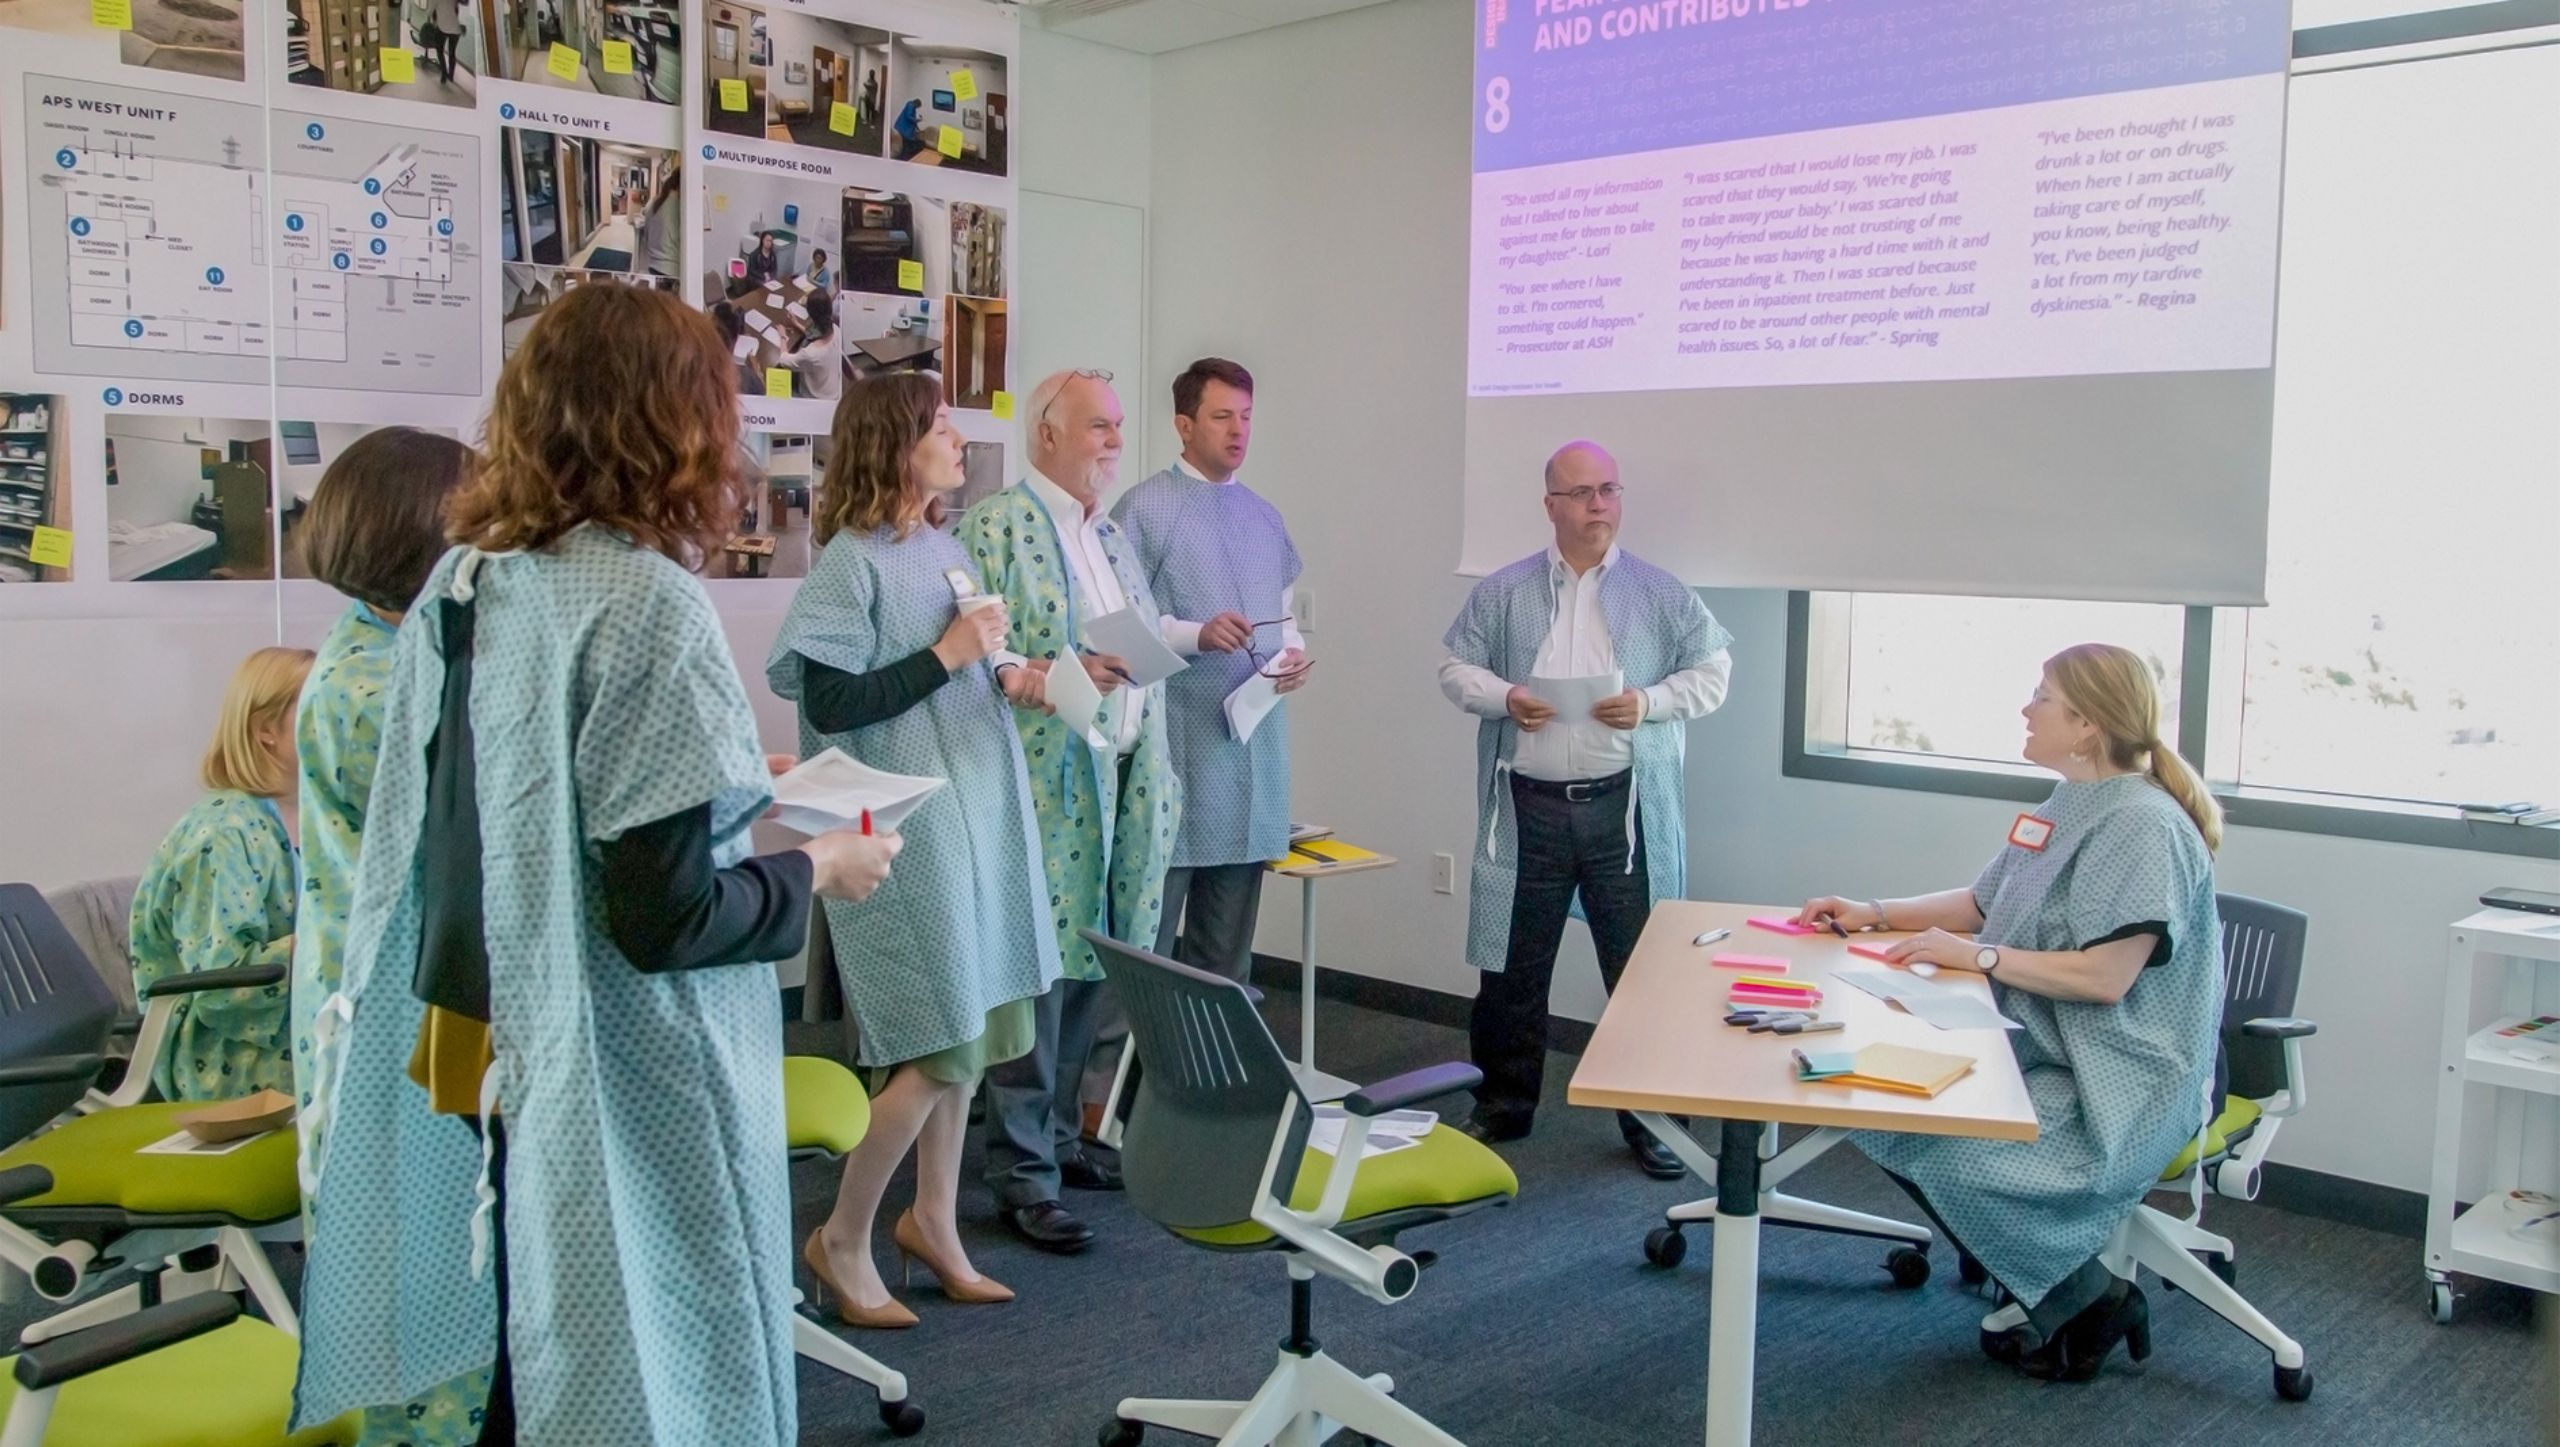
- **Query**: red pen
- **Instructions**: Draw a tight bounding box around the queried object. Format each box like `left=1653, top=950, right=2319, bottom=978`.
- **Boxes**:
left=860, top=809, right=872, bottom=836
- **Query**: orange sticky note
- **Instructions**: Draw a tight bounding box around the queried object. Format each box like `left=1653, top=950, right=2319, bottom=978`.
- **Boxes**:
left=547, top=42, right=581, bottom=82
left=379, top=45, right=415, bottom=84
left=952, top=70, right=978, bottom=103
left=1711, top=953, right=1794, bottom=971
left=937, top=125, right=963, bottom=159
left=28, top=527, right=71, bottom=569
left=90, top=0, right=131, bottom=28
left=719, top=78, right=749, bottom=112
left=765, top=368, right=793, bottom=400
left=1848, top=941, right=1900, bottom=963
left=829, top=101, right=856, bottom=136
left=990, top=390, right=1014, bottom=420
left=896, top=258, right=923, bottom=292
left=601, top=40, right=633, bottom=75
left=1748, top=914, right=1821, bottom=936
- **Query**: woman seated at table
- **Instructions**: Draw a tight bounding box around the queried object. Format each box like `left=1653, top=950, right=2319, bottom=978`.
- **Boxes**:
left=1795, top=642, right=2222, bottom=1382
left=128, top=645, right=316, bottom=1101
left=781, top=291, right=843, bottom=400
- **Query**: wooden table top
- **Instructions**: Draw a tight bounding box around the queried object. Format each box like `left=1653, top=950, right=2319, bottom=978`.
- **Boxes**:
left=1567, top=900, right=2039, bottom=1141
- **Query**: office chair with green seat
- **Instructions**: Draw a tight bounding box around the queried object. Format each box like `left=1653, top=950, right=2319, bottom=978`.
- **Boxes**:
left=0, top=886, right=300, bottom=1337
left=1975, top=893, right=2317, bottom=1401
left=781, top=1054, right=924, bottom=1437
left=1083, top=930, right=1518, bottom=1447
left=0, top=1165, right=358, bottom=1447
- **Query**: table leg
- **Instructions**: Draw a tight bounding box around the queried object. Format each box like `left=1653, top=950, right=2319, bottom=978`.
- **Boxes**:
left=1290, top=877, right=1356, bottom=1102
left=1706, top=1117, right=1762, bottom=1447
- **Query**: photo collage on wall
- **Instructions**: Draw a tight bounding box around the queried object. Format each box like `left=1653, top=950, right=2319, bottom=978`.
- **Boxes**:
left=0, top=0, right=1015, bottom=598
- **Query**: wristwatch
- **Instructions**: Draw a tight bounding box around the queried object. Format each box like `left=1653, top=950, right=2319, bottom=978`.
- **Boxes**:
left=1975, top=945, right=2000, bottom=973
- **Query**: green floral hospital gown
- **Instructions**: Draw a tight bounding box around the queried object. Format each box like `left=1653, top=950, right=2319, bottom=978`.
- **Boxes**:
left=127, top=791, right=296, bottom=1102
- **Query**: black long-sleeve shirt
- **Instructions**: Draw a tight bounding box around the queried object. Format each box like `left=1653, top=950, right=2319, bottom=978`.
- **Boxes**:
left=597, top=804, right=812, bottom=974
left=797, top=648, right=949, bottom=734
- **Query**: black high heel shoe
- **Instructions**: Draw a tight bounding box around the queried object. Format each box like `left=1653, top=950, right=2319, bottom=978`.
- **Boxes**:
left=2018, top=1281, right=2150, bottom=1382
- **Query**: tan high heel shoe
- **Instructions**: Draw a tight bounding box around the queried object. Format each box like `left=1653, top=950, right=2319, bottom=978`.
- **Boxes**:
left=894, top=1210, right=1015, bottom=1304
left=803, top=1229, right=918, bottom=1329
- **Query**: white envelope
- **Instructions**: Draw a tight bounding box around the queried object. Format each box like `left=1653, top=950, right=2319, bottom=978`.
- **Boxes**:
left=1079, top=605, right=1189, bottom=688
left=1224, top=671, right=1281, bottom=743
left=1041, top=653, right=1113, bottom=751
left=767, top=748, right=945, bottom=837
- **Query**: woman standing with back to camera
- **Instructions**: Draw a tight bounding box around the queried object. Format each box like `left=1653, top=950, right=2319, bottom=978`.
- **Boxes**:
left=292, top=285, right=898, bottom=1447
left=769, top=372, right=1060, bottom=1326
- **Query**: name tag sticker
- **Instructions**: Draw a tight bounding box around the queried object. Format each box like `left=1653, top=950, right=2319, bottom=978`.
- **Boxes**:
left=2008, top=814, right=2055, bottom=852
left=943, top=567, right=977, bottom=600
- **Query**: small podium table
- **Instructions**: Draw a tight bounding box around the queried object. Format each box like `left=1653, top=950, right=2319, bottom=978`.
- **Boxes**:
left=1268, top=844, right=1396, bottom=1102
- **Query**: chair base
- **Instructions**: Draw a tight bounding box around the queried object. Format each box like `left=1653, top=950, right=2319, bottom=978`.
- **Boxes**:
left=1113, top=1348, right=1463, bottom=1447
left=790, top=1294, right=923, bottom=1437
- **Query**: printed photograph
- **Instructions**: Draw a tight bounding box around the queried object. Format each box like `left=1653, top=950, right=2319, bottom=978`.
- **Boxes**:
left=103, top=415, right=274, bottom=582
left=283, top=0, right=484, bottom=109
left=701, top=0, right=890, bottom=156
left=700, top=173, right=952, bottom=400
left=493, top=0, right=678, bottom=104
left=888, top=37, right=1005, bottom=177
left=499, top=127, right=682, bottom=356
left=0, top=394, right=70, bottom=584
left=0, top=0, right=247, bottom=82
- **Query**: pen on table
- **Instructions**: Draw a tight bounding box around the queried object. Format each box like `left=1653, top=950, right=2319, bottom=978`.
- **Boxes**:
left=1826, top=917, right=1851, bottom=939
left=1693, top=928, right=1731, bottom=947
left=1774, top=1018, right=1845, bottom=1035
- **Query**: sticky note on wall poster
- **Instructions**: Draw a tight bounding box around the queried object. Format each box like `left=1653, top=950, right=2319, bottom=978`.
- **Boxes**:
left=896, top=258, right=924, bottom=292
left=28, top=527, right=71, bottom=570
left=719, top=78, right=749, bottom=111
left=990, top=391, right=1014, bottom=420
left=938, top=126, right=963, bottom=159
left=90, top=0, right=131, bottom=28
left=379, top=45, right=415, bottom=83
left=548, top=42, right=581, bottom=81
left=952, top=70, right=978, bottom=102
left=829, top=101, right=856, bottom=136
left=765, top=368, right=793, bottom=400
left=601, top=39, right=633, bottom=75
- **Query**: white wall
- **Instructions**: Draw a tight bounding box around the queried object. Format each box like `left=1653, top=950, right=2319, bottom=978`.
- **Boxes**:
left=1147, top=0, right=2560, bottom=1195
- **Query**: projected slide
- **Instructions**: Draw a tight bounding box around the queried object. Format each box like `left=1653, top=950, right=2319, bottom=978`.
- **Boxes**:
left=1468, top=0, right=2290, bottom=395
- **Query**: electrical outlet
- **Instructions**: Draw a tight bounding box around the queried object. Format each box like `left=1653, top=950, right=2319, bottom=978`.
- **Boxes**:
left=1432, top=852, right=1455, bottom=895
left=1294, top=586, right=1313, bottom=634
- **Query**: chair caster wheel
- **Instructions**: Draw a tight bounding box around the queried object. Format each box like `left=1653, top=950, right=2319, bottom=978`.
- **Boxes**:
left=2274, top=1363, right=2314, bottom=1401
left=1884, top=1245, right=1931, bottom=1289
left=879, top=1398, right=924, bottom=1436
left=2428, top=1280, right=2455, bottom=1324
left=2208, top=1253, right=2236, bottom=1287
left=1099, top=1418, right=1145, bottom=1447
left=1644, top=1225, right=1687, bottom=1268
left=1958, top=1252, right=1987, bottom=1286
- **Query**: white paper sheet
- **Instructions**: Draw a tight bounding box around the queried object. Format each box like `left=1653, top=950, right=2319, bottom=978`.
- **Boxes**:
left=138, top=1128, right=273, bottom=1157
left=767, top=748, right=945, bottom=836
left=1528, top=670, right=1625, bottom=721
left=1224, top=671, right=1281, bottom=743
left=1041, top=653, right=1113, bottom=751
left=785, top=301, right=810, bottom=321
left=1834, top=968, right=2022, bottom=1032
left=1079, top=606, right=1189, bottom=687
left=731, top=335, right=758, bottom=360
left=1307, top=1106, right=1436, bottom=1158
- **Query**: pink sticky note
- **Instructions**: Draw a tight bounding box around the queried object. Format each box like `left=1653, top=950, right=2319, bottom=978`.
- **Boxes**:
left=1711, top=952, right=1792, bottom=971
left=1847, top=942, right=1899, bottom=963
left=1748, top=915, right=1820, bottom=936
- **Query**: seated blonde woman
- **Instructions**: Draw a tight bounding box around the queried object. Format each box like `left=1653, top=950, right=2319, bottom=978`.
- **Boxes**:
left=128, top=646, right=314, bottom=1102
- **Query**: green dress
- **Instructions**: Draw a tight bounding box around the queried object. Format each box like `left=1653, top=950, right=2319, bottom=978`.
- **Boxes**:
left=292, top=601, right=493, bottom=1447
left=127, top=791, right=296, bottom=1102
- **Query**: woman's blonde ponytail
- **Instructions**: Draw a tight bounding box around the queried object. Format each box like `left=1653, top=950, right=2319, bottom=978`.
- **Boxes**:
left=2045, top=643, right=2224, bottom=853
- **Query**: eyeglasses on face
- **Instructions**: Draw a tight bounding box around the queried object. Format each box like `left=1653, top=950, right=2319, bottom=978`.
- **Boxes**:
left=1038, top=369, right=1116, bottom=423
left=1546, top=483, right=1624, bottom=505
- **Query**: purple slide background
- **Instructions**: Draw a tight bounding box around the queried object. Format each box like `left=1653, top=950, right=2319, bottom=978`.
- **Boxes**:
left=1474, top=0, right=2291, bottom=172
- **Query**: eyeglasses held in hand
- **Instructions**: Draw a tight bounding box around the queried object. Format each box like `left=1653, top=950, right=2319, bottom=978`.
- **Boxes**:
left=1546, top=483, right=1624, bottom=505
left=1244, top=617, right=1307, bottom=679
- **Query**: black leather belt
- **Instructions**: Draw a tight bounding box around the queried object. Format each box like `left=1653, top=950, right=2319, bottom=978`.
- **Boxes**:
left=1510, top=768, right=1633, bottom=804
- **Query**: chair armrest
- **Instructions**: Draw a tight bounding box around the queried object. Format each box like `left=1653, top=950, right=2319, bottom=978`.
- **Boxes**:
left=0, top=1165, right=54, bottom=1208
left=2241, top=1016, right=2316, bottom=1039
left=13, top=1293, right=239, bottom=1390
left=141, top=964, right=285, bottom=998
left=107, top=1013, right=143, bottom=1039
left=0, top=1055, right=105, bottom=1089
left=1343, top=1062, right=1483, bottom=1119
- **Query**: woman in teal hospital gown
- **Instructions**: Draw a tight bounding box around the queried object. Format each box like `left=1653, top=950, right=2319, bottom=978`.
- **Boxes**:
left=1797, top=643, right=2224, bottom=1383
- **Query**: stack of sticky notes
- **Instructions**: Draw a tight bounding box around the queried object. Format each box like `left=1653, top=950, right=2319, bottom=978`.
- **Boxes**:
left=1728, top=974, right=1821, bottom=1010
left=1747, top=914, right=1820, bottom=936
left=1709, top=952, right=1790, bottom=972
left=1797, top=1043, right=1977, bottom=1097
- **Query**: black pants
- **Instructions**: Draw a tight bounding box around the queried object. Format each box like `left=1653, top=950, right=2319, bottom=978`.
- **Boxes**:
left=474, top=1116, right=514, bottom=1447
left=1879, top=1169, right=2117, bottom=1342
left=1470, top=770, right=1650, bottom=1136
left=430, top=28, right=460, bottom=82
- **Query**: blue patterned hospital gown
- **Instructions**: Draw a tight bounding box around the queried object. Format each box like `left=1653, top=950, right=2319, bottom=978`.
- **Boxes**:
left=294, top=525, right=797, bottom=1446
left=128, top=791, right=297, bottom=1102
left=1857, top=773, right=2221, bottom=1307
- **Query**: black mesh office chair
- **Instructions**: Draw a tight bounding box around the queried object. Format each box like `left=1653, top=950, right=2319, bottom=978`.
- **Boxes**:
left=1086, top=930, right=1517, bottom=1447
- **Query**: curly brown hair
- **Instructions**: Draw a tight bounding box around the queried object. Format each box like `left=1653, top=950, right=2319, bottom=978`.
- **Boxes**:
left=449, top=285, right=743, bottom=568
left=814, top=370, right=946, bottom=545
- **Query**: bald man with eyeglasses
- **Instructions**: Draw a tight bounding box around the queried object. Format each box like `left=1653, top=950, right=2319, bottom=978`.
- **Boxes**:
left=1438, top=441, right=1734, bottom=1177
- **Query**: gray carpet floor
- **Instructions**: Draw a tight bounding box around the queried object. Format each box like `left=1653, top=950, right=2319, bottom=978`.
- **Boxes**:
left=784, top=990, right=2551, bottom=1447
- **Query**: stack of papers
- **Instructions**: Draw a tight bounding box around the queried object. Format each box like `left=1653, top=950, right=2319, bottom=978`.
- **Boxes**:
left=1797, top=1043, right=1979, bottom=1097
left=1080, top=606, right=1189, bottom=687
left=767, top=749, right=944, bottom=836
left=1835, top=968, right=2022, bottom=1032
left=1526, top=671, right=1623, bottom=720
left=1308, top=1105, right=1435, bottom=1157
left=1274, top=838, right=1382, bottom=871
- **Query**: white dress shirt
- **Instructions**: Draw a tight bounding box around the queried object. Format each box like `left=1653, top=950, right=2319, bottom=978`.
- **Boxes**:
left=996, top=470, right=1151, bottom=754
left=1157, top=457, right=1307, bottom=659
left=1437, top=544, right=1733, bottom=782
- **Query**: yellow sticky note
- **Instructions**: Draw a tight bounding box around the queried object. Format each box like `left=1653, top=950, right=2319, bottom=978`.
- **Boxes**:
left=896, top=258, right=923, bottom=292
left=938, top=125, right=963, bottom=159
left=712, top=193, right=728, bottom=212
left=829, top=101, right=856, bottom=136
left=990, top=391, right=1014, bottom=420
left=379, top=45, right=414, bottom=84
left=601, top=39, right=633, bottom=75
left=765, top=367, right=794, bottom=400
left=548, top=42, right=581, bottom=81
left=28, top=527, right=71, bottom=569
left=90, top=0, right=131, bottom=29
left=719, top=78, right=749, bottom=112
left=952, top=70, right=978, bottom=103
